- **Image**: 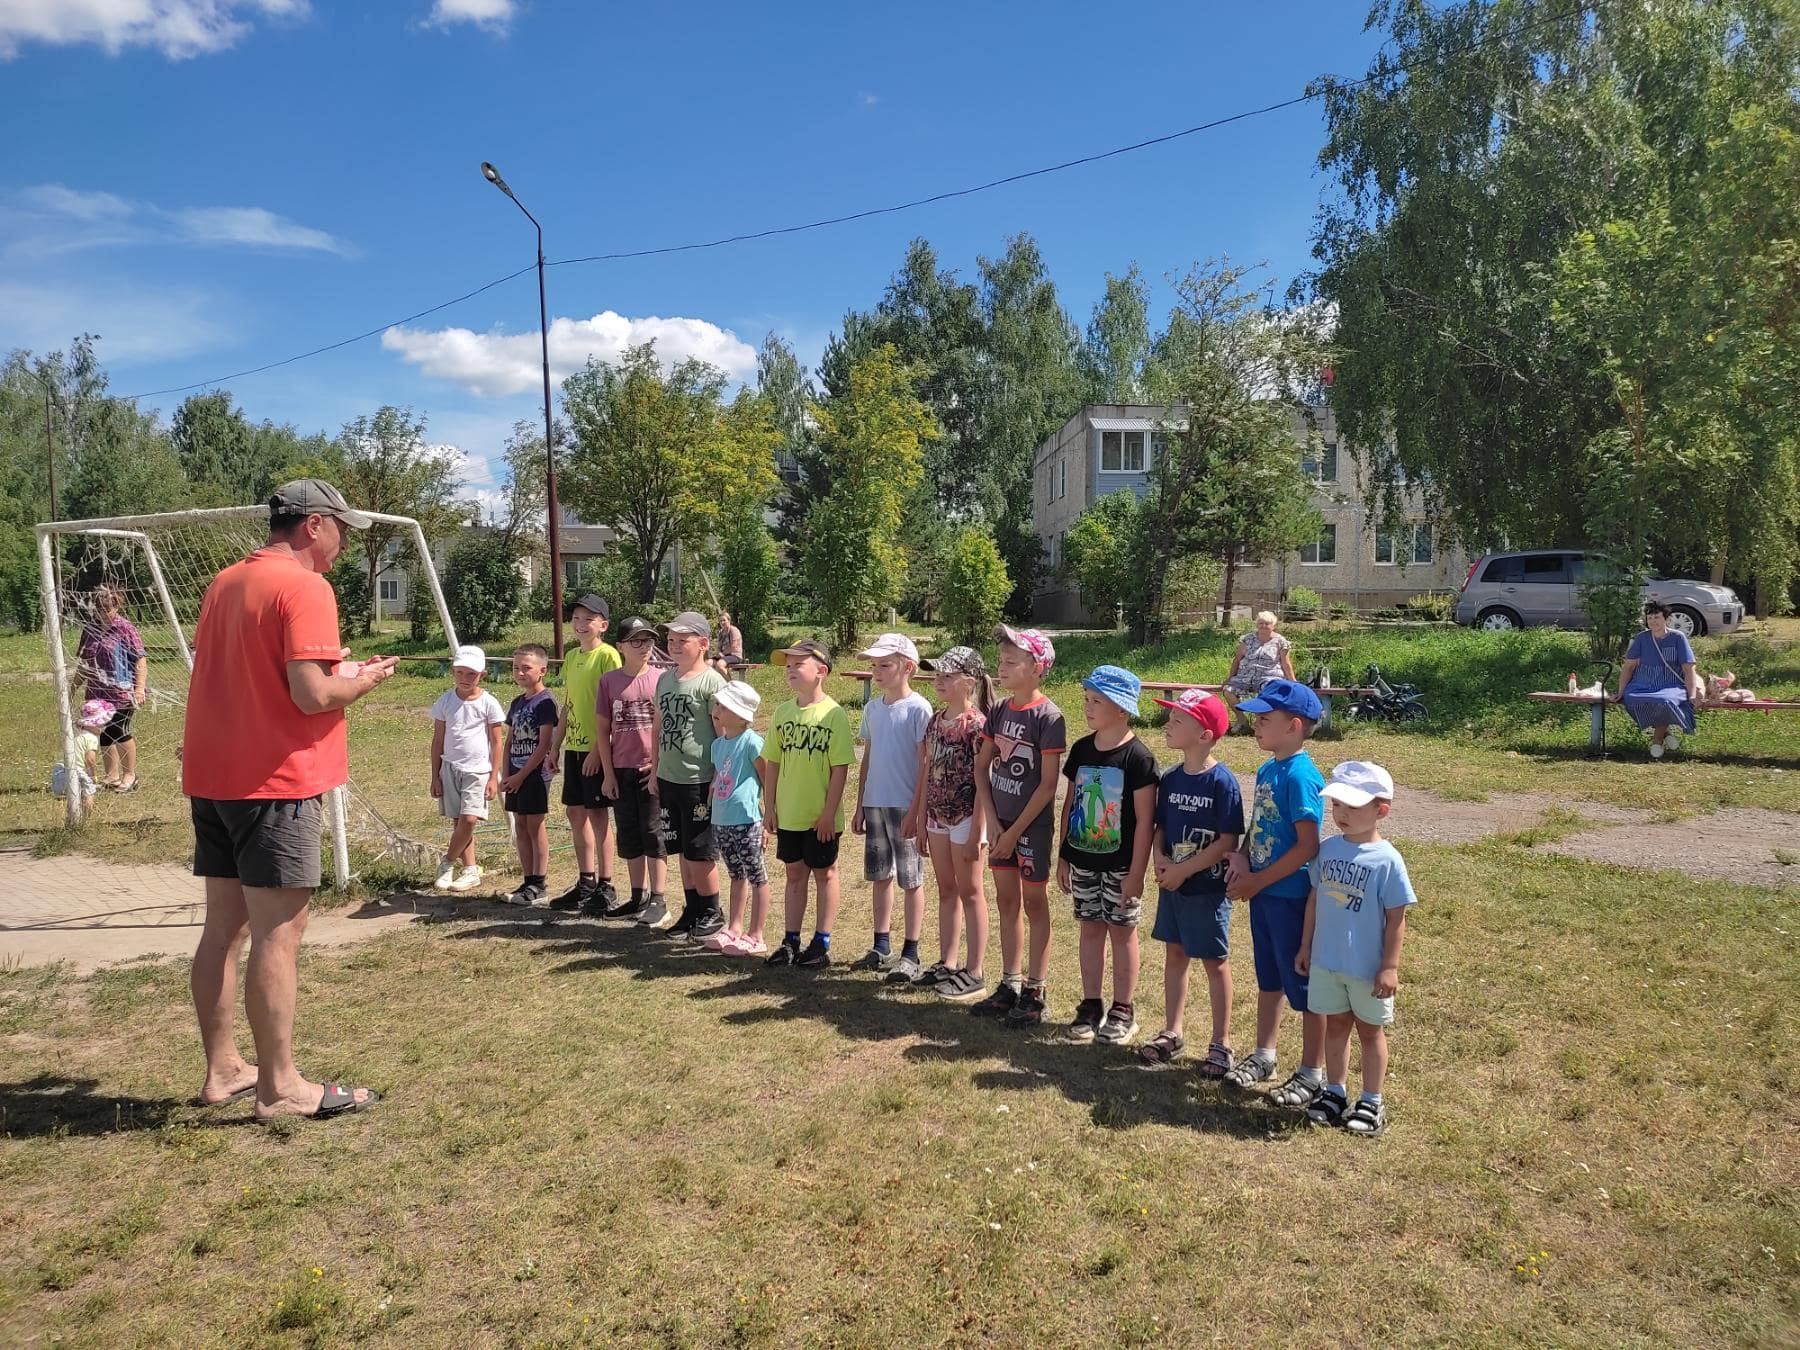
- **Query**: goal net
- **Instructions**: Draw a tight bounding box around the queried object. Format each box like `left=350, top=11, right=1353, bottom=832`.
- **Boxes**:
left=34, top=505, right=459, bottom=889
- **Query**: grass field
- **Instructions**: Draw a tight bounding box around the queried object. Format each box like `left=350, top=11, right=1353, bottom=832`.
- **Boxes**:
left=1, top=618, right=1797, bottom=1345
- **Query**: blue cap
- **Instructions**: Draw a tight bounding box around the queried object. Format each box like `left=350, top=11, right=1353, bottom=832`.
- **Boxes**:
left=1235, top=677, right=1323, bottom=722
left=1081, top=664, right=1142, bottom=717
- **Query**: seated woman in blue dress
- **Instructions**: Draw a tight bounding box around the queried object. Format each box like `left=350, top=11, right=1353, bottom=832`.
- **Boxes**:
left=1613, top=602, right=1700, bottom=759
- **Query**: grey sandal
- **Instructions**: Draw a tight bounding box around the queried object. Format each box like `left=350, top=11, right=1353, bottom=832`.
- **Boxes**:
left=1268, top=1070, right=1325, bottom=1111
left=1223, top=1053, right=1275, bottom=1089
left=1135, top=1031, right=1184, bottom=1067
left=1197, top=1043, right=1234, bottom=1079
left=1344, top=1097, right=1387, bottom=1136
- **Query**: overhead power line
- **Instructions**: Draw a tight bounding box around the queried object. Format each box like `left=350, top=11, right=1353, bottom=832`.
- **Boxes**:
left=121, top=4, right=1585, bottom=402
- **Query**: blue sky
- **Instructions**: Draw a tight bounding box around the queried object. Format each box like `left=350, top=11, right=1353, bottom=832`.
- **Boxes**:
left=0, top=0, right=1386, bottom=513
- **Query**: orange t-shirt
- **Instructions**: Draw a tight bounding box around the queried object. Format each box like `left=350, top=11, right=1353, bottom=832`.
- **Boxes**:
left=182, top=548, right=348, bottom=801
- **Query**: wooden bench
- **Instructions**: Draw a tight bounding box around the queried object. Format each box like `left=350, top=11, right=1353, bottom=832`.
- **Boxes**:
left=1527, top=691, right=1800, bottom=754
left=1142, top=679, right=1377, bottom=732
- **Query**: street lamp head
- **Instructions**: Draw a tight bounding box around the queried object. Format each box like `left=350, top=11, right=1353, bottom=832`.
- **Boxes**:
left=480, top=161, right=514, bottom=197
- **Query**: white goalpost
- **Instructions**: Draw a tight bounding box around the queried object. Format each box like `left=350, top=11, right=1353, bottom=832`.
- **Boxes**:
left=36, top=504, right=458, bottom=889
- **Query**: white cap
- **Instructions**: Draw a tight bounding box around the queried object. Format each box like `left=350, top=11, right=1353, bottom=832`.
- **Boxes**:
left=1321, top=760, right=1395, bottom=807
left=858, top=632, right=920, bottom=664
left=451, top=644, right=487, bottom=672
left=714, top=681, right=761, bottom=721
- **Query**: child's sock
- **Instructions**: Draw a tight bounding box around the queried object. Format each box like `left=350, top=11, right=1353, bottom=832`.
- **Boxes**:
left=900, top=938, right=920, bottom=963
left=1250, top=1047, right=1277, bottom=1066
left=527, top=874, right=545, bottom=888
left=1002, top=972, right=1023, bottom=993
left=684, top=887, right=700, bottom=911
left=1327, top=1082, right=1348, bottom=1099
left=784, top=931, right=802, bottom=950
left=1360, top=1091, right=1383, bottom=1106
left=631, top=886, right=645, bottom=903
left=1295, top=1064, right=1323, bottom=1084
left=580, top=871, right=597, bottom=885
left=813, top=931, right=831, bottom=949
left=872, top=931, right=891, bottom=957
left=1023, top=977, right=1045, bottom=995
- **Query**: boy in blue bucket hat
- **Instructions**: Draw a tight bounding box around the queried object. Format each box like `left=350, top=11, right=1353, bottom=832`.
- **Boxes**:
left=1222, top=677, right=1330, bottom=1109
left=1057, top=664, right=1160, bottom=1046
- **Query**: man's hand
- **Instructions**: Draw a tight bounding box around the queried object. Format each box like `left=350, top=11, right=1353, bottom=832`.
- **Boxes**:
left=1295, top=947, right=1311, bottom=976
left=814, top=812, right=838, bottom=843
left=485, top=775, right=498, bottom=801
left=1372, top=965, right=1399, bottom=998
left=430, top=773, right=443, bottom=799
left=583, top=750, right=602, bottom=777
left=1056, top=858, right=1070, bottom=894
left=852, top=807, right=866, bottom=836
left=352, top=655, right=399, bottom=693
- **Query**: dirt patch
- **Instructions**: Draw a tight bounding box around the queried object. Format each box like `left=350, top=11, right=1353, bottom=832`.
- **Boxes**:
left=1546, top=808, right=1800, bottom=888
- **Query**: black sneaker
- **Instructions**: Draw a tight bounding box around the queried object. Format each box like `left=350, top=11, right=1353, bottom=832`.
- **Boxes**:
left=636, top=894, right=669, bottom=928
left=1066, top=997, right=1104, bottom=1043
left=937, top=969, right=988, bottom=1003
left=504, top=884, right=536, bottom=908
left=848, top=947, right=888, bottom=972
left=1004, top=986, right=1047, bottom=1029
left=795, top=937, right=832, bottom=969
left=910, top=961, right=954, bottom=990
left=690, top=905, right=727, bottom=940
left=604, top=892, right=643, bottom=920
left=580, top=880, right=616, bottom=917
left=666, top=904, right=699, bottom=938
left=549, top=879, right=593, bottom=913
left=765, top=941, right=800, bottom=968
left=970, top=982, right=1019, bottom=1018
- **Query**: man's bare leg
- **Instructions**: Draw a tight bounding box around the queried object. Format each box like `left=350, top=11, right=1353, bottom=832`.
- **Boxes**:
left=192, top=877, right=255, bottom=1103
left=244, top=885, right=372, bottom=1118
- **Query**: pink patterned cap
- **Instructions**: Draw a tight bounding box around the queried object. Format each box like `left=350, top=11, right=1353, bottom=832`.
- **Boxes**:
left=78, top=698, right=116, bottom=729
left=993, top=625, right=1055, bottom=675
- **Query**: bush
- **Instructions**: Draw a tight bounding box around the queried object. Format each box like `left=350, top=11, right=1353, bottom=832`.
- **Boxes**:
left=327, top=557, right=371, bottom=635
left=444, top=531, right=526, bottom=643
left=406, top=564, right=437, bottom=644
left=1579, top=551, right=1649, bottom=658
left=719, top=517, right=780, bottom=650
left=1404, top=591, right=1454, bottom=621
left=1286, top=585, right=1321, bottom=618
left=940, top=527, right=1012, bottom=643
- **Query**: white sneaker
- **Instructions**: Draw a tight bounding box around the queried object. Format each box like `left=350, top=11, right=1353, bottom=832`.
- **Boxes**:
left=447, top=865, right=483, bottom=892
left=1665, top=730, right=1683, bottom=751
left=1650, top=742, right=1666, bottom=759
left=434, top=859, right=457, bottom=890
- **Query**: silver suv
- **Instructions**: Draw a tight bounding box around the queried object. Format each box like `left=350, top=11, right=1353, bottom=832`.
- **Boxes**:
left=1455, top=550, right=1744, bottom=637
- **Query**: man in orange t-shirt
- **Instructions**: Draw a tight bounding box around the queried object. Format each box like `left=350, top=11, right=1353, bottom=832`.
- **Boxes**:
left=184, top=479, right=397, bottom=1122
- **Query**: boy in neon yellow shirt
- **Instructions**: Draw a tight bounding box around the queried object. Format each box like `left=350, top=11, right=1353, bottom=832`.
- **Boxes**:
left=761, top=638, right=854, bottom=969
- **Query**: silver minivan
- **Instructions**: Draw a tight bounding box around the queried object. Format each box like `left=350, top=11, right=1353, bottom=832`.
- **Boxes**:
left=1455, top=550, right=1744, bottom=637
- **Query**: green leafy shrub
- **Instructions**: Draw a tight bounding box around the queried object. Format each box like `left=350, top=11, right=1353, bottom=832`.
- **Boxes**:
left=1286, top=585, right=1321, bottom=618
left=940, top=527, right=1012, bottom=643
left=1579, top=551, right=1649, bottom=658
left=719, top=516, right=780, bottom=650
left=443, top=531, right=526, bottom=643
left=1404, top=591, right=1455, bottom=621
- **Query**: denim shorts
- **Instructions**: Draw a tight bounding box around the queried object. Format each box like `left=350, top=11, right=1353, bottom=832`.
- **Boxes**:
left=1150, top=889, right=1230, bottom=961
left=863, top=806, right=923, bottom=888
left=1249, top=891, right=1309, bottom=1011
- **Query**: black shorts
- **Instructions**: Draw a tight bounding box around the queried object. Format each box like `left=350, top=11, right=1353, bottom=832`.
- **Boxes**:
left=97, top=705, right=135, bottom=746
left=191, top=795, right=323, bottom=891
left=776, top=827, right=841, bottom=871
left=560, top=749, right=612, bottom=809
left=612, top=766, right=666, bottom=860
left=657, top=777, right=718, bottom=863
left=505, top=775, right=549, bottom=816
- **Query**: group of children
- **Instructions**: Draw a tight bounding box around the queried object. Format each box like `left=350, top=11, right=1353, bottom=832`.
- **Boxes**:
left=428, top=606, right=1417, bottom=1133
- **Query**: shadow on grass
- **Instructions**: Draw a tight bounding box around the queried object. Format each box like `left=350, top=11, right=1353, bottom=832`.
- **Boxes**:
left=0, top=1073, right=189, bottom=1137
left=427, top=908, right=1302, bottom=1141
left=1508, top=737, right=1800, bottom=768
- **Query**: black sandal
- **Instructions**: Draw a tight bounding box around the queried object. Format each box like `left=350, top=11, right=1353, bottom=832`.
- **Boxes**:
left=1304, top=1091, right=1348, bottom=1127
left=1136, top=1031, right=1184, bottom=1067
left=1344, top=1097, right=1386, bottom=1136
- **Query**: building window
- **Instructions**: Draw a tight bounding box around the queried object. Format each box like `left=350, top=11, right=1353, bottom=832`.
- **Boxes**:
left=378, top=575, right=400, bottom=602
left=1057, top=459, right=1067, bottom=499
left=1301, top=440, right=1338, bottom=483
left=1375, top=523, right=1435, bottom=565
left=1300, top=525, right=1337, bottom=565
left=1101, top=430, right=1145, bottom=473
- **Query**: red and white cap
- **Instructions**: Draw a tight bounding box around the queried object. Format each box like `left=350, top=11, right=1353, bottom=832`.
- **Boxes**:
left=1152, top=688, right=1228, bottom=740
left=993, top=624, right=1055, bottom=675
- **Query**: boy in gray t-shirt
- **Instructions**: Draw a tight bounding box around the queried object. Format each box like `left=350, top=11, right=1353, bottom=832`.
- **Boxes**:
left=849, top=634, right=934, bottom=982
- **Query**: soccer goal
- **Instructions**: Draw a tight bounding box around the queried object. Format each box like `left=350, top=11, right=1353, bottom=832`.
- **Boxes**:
left=35, top=505, right=459, bottom=888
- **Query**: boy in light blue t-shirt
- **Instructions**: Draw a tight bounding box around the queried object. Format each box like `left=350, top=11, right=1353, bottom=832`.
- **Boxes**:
left=1297, top=760, right=1417, bottom=1137
left=1224, top=678, right=1327, bottom=1109
left=704, top=681, right=770, bottom=957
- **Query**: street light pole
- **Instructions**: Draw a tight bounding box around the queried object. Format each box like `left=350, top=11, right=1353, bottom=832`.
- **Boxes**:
left=481, top=160, right=566, bottom=659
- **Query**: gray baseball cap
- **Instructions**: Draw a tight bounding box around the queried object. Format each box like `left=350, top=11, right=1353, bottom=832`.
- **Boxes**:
left=666, top=610, right=712, bottom=638
left=269, top=478, right=372, bottom=529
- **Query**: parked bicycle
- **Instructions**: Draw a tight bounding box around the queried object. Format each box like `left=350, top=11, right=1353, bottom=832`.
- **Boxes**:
left=1345, top=664, right=1428, bottom=724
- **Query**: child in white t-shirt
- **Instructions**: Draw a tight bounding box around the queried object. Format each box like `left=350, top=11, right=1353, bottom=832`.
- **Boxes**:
left=52, top=698, right=111, bottom=800
left=430, top=646, right=506, bottom=892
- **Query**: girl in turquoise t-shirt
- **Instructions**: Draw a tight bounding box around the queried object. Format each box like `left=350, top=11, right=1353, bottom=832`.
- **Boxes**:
left=705, top=689, right=771, bottom=956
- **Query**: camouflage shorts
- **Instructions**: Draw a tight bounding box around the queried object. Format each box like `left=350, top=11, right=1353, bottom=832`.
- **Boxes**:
left=1068, top=864, right=1141, bottom=927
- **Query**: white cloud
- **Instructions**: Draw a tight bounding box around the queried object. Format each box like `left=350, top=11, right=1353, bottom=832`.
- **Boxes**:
left=427, top=0, right=515, bottom=29
left=381, top=312, right=758, bottom=398
left=4, top=183, right=351, bottom=259
left=0, top=0, right=309, bottom=61
left=858, top=91, right=880, bottom=107
left=0, top=278, right=230, bottom=363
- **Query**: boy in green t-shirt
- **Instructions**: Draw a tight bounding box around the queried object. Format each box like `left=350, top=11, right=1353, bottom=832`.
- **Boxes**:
left=548, top=593, right=621, bottom=914
left=761, top=638, right=854, bottom=969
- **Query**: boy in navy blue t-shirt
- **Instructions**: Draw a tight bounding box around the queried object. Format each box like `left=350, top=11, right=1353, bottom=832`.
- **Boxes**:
left=1223, top=678, right=1328, bottom=1110
left=1140, top=690, right=1244, bottom=1074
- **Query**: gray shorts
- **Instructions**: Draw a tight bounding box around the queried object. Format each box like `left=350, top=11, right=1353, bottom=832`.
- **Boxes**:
left=863, top=806, right=924, bottom=889
left=1068, top=863, right=1142, bottom=927
left=191, top=795, right=323, bottom=891
left=439, top=761, right=490, bottom=820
